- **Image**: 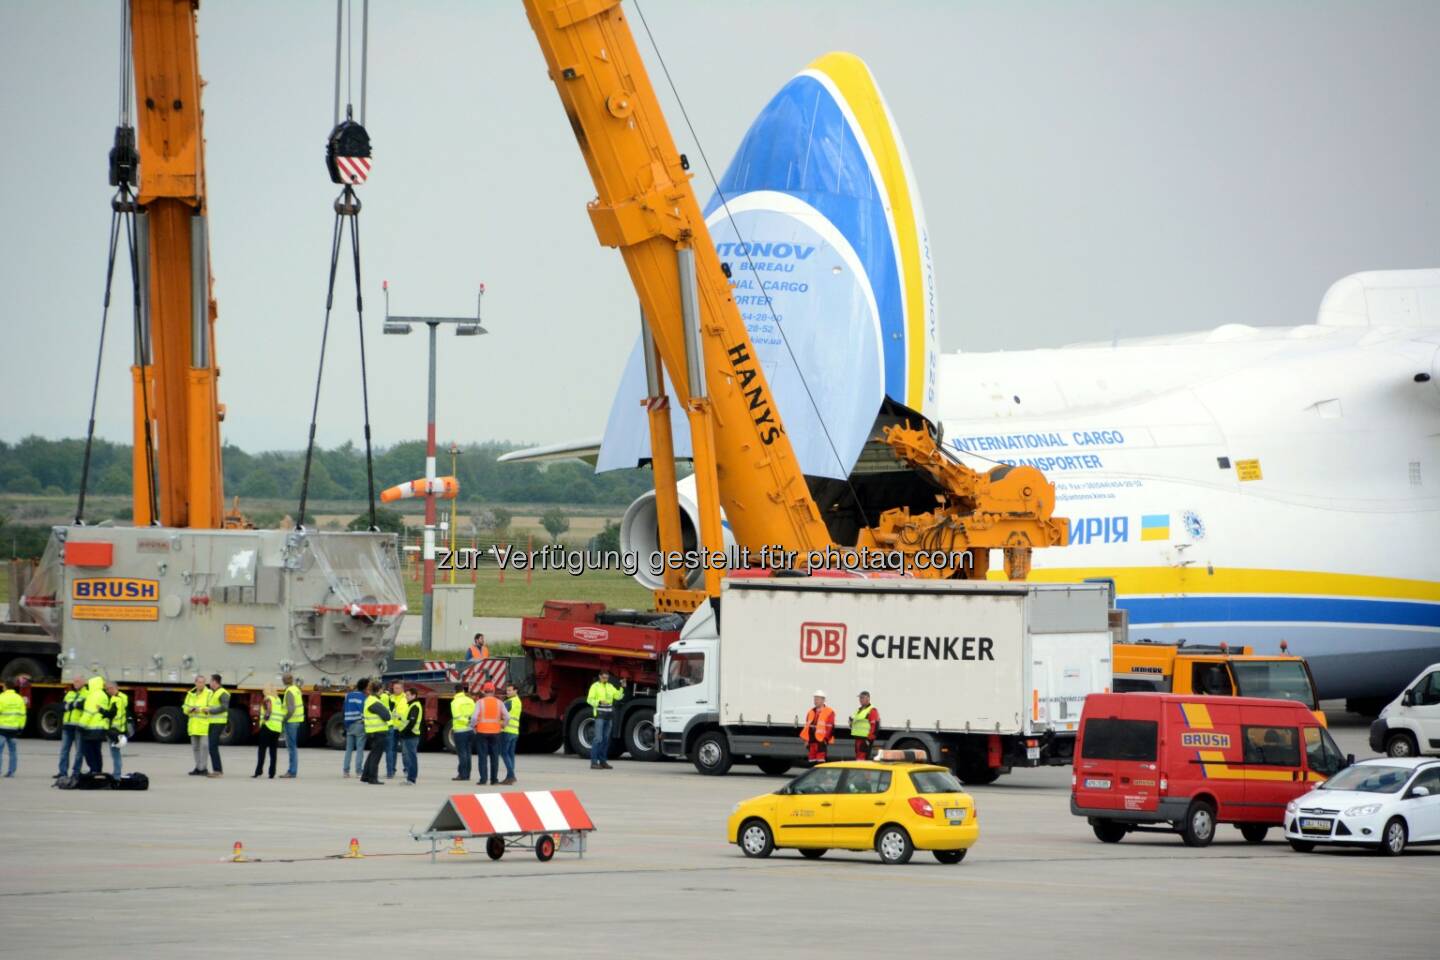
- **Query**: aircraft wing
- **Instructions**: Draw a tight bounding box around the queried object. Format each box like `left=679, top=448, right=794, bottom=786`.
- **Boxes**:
left=497, top=438, right=604, bottom=466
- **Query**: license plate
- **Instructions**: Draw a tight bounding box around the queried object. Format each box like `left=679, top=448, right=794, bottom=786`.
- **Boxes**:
left=945, top=808, right=966, bottom=823
left=1084, top=778, right=1111, bottom=789
left=1299, top=818, right=1332, bottom=835
left=1026, top=745, right=1041, bottom=760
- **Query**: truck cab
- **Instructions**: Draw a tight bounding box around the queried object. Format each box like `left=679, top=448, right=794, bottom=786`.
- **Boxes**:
left=657, top=603, right=721, bottom=766
left=1113, top=639, right=1323, bottom=722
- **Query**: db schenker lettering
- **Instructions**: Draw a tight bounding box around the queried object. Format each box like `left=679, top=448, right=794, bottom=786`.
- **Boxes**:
left=856, top=634, right=994, bottom=661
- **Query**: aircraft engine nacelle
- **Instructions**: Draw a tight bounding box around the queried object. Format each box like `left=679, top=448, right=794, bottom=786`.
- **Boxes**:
left=619, top=474, right=735, bottom=590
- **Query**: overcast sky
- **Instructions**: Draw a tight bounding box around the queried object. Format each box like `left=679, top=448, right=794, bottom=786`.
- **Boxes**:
left=2, top=0, right=1436, bottom=452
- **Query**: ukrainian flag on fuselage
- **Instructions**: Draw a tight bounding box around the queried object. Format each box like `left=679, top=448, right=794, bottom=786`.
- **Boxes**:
left=1140, top=514, right=1170, bottom=541
left=595, top=53, right=936, bottom=479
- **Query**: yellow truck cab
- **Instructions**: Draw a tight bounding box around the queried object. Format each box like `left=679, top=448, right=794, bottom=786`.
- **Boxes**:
left=1113, top=639, right=1325, bottom=724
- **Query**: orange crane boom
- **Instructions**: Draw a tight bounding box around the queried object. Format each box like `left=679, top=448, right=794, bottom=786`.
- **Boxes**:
left=129, top=0, right=223, bottom=528
left=521, top=0, right=831, bottom=574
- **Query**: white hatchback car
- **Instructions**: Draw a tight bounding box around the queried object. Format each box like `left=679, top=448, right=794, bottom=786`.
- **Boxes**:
left=1284, top=758, right=1440, bottom=855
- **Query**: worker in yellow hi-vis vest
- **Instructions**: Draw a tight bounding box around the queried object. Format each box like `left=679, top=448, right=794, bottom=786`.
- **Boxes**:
left=105, top=681, right=128, bottom=778
left=183, top=675, right=210, bottom=775
left=500, top=681, right=522, bottom=785
left=0, top=680, right=27, bottom=777
left=281, top=672, right=304, bottom=778
left=57, top=675, right=86, bottom=779
left=205, top=674, right=231, bottom=778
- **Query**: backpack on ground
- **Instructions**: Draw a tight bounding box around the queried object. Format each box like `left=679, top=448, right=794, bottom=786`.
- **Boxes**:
left=114, top=772, right=149, bottom=791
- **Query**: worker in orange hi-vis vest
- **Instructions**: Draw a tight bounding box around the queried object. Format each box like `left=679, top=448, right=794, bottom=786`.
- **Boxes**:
left=800, top=690, right=836, bottom=765
left=467, top=632, right=490, bottom=662
left=471, top=682, right=510, bottom=786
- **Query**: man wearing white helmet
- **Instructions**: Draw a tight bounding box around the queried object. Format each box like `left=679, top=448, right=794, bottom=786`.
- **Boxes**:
left=799, top=690, right=835, bottom=765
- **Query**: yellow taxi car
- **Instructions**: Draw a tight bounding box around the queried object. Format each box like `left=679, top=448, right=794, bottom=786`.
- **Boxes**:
left=727, top=752, right=978, bottom=865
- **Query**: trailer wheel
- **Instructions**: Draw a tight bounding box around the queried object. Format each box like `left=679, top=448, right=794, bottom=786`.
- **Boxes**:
left=799, top=848, right=827, bottom=859
left=150, top=706, right=187, bottom=744
left=623, top=708, right=660, bottom=762
left=756, top=758, right=792, bottom=777
left=1180, top=800, right=1216, bottom=848
left=38, top=703, right=65, bottom=740
left=218, top=707, right=252, bottom=747
left=486, top=836, right=506, bottom=860
left=566, top=711, right=599, bottom=758
left=1, top=656, right=47, bottom=683
left=933, top=849, right=967, bottom=864
left=691, top=730, right=732, bottom=776
left=324, top=712, right=347, bottom=750
left=535, top=834, right=556, bottom=862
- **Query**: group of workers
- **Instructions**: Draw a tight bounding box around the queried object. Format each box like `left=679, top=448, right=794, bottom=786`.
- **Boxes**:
left=446, top=679, right=522, bottom=784
left=181, top=673, right=233, bottom=777
left=801, top=690, right=880, bottom=763
left=12, top=674, right=135, bottom=781
left=339, top=677, right=437, bottom=785
left=0, top=657, right=637, bottom=784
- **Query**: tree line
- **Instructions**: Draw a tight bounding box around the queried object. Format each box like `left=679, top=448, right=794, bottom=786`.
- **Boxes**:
left=0, top=436, right=662, bottom=507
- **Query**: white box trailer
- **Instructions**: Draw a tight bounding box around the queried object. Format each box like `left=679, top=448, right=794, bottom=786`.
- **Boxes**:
left=657, top=577, right=1113, bottom=782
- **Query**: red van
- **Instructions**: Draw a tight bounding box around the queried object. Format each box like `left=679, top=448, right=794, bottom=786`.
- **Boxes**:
left=1071, top=693, right=1348, bottom=846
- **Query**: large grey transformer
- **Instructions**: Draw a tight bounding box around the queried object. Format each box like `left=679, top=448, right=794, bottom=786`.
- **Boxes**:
left=22, top=525, right=406, bottom=689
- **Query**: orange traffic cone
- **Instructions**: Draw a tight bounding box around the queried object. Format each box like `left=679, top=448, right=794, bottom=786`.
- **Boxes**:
left=230, top=841, right=248, bottom=863
left=343, top=837, right=364, bottom=859
left=448, top=836, right=468, bottom=856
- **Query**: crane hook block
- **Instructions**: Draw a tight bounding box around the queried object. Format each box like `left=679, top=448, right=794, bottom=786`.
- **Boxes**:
left=109, top=125, right=138, bottom=188
left=326, top=119, right=372, bottom=185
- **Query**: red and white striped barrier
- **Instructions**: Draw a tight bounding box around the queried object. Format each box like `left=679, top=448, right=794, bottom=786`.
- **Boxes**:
left=463, top=659, right=509, bottom=691
left=410, top=659, right=508, bottom=687
left=444, top=790, right=594, bottom=836
left=415, top=790, right=594, bottom=862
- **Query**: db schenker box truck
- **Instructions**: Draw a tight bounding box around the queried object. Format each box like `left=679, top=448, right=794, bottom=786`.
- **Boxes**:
left=658, top=577, right=1113, bottom=783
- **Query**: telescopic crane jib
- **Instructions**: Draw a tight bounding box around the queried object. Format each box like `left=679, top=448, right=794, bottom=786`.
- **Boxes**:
left=121, top=0, right=224, bottom=529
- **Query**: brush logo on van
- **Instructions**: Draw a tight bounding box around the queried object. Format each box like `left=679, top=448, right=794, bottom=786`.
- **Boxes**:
left=1180, top=731, right=1231, bottom=749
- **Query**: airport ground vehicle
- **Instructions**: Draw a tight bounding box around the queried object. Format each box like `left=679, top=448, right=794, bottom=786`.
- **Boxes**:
left=660, top=577, right=1113, bottom=783
left=728, top=754, right=978, bottom=865
left=1368, top=663, right=1440, bottom=757
left=1112, top=637, right=1324, bottom=721
left=1283, top=758, right=1440, bottom=855
left=1071, top=692, right=1347, bottom=847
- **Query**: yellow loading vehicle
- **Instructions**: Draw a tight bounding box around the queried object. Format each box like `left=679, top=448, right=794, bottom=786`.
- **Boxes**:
left=1112, top=638, right=1325, bottom=723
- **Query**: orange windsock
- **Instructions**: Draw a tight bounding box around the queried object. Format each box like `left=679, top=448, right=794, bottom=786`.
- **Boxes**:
left=380, top=476, right=459, bottom=503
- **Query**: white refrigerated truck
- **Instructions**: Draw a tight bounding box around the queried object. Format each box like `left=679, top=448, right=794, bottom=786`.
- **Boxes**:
left=658, top=577, right=1114, bottom=782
